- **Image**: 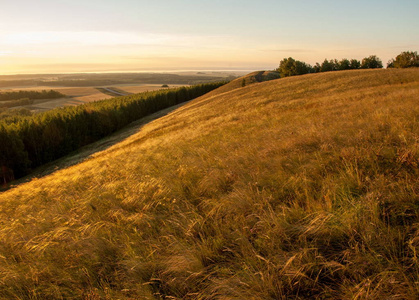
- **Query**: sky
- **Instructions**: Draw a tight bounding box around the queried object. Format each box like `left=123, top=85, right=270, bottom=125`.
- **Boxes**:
left=0, top=0, right=418, bottom=74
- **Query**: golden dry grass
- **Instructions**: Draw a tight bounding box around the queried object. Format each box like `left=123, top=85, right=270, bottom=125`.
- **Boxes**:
left=0, top=69, right=418, bottom=299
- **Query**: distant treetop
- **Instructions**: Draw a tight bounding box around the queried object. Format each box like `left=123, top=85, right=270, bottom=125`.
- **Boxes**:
left=360, top=55, right=383, bottom=69
left=277, top=57, right=312, bottom=77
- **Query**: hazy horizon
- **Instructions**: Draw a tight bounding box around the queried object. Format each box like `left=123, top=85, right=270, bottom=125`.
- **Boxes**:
left=0, top=67, right=260, bottom=77
left=1, top=0, right=418, bottom=75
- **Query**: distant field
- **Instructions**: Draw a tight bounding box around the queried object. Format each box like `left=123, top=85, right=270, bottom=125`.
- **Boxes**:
left=0, top=71, right=238, bottom=88
left=0, top=84, right=183, bottom=112
left=0, top=71, right=236, bottom=112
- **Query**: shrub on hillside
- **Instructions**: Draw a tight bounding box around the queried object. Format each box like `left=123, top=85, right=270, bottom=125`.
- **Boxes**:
left=349, top=58, right=361, bottom=69
left=387, top=51, right=419, bottom=68
left=361, top=55, right=383, bottom=69
left=277, top=57, right=312, bottom=77
left=337, top=58, right=361, bottom=70
left=320, top=59, right=338, bottom=72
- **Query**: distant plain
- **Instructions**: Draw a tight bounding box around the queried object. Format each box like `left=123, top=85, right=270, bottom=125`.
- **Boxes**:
left=0, top=71, right=240, bottom=112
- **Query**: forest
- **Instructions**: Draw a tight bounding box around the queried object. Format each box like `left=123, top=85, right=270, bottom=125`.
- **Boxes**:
left=0, top=82, right=225, bottom=184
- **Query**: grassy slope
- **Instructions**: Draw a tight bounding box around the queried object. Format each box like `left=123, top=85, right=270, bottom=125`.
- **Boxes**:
left=0, top=69, right=418, bottom=299
left=209, top=70, right=280, bottom=94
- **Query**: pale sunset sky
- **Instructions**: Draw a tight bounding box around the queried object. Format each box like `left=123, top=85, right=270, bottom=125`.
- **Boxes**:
left=0, top=0, right=418, bottom=74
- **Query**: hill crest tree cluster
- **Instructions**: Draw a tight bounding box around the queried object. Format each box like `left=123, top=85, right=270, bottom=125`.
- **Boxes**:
left=387, top=51, right=419, bottom=68
left=277, top=51, right=417, bottom=78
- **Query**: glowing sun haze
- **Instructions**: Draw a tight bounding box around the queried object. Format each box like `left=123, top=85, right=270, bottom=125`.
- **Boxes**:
left=0, top=0, right=418, bottom=74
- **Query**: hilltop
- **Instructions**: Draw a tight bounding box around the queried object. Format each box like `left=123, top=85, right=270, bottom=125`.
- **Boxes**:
left=0, top=69, right=418, bottom=299
left=207, top=70, right=280, bottom=95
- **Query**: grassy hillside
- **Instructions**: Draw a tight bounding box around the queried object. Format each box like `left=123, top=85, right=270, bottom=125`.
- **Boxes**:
left=209, top=70, right=280, bottom=95
left=0, top=69, right=418, bottom=299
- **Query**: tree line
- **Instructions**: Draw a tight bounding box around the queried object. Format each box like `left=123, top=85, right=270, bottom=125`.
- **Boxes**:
left=0, top=82, right=225, bottom=184
left=0, top=98, right=33, bottom=109
left=0, top=89, right=65, bottom=110
left=0, top=89, right=65, bottom=101
left=277, top=51, right=419, bottom=78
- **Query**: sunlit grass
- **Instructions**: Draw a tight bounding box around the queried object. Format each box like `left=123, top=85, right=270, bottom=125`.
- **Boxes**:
left=0, top=68, right=418, bottom=299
